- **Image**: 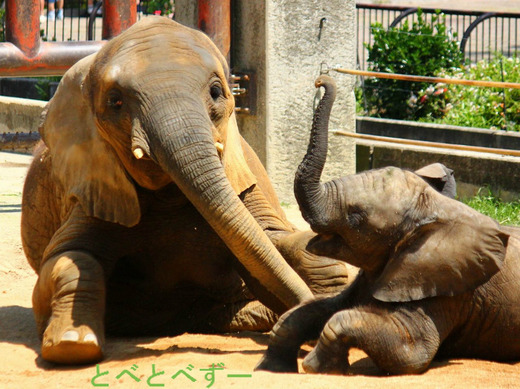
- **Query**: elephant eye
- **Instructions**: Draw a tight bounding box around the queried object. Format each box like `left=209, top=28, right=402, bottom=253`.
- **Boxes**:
left=107, top=90, right=123, bottom=110
left=210, top=84, right=223, bottom=100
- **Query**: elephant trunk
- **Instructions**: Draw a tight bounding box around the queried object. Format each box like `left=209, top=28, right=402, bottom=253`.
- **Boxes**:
left=142, top=97, right=313, bottom=314
left=294, top=75, right=337, bottom=232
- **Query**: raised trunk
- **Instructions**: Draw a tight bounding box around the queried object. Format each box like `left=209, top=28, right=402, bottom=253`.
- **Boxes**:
left=294, top=75, right=337, bottom=232
left=142, top=98, right=313, bottom=314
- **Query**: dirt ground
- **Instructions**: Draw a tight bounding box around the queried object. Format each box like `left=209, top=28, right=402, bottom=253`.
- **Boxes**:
left=1, top=150, right=520, bottom=388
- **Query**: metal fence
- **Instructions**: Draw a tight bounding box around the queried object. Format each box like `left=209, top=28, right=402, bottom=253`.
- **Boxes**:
left=36, top=3, right=520, bottom=64
left=357, top=3, right=520, bottom=70
left=37, top=0, right=167, bottom=42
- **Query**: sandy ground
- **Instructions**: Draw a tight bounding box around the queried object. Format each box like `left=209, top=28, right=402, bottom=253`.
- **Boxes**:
left=1, top=150, right=520, bottom=388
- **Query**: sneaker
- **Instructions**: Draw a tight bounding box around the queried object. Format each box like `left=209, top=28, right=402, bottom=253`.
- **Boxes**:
left=48, top=10, right=55, bottom=21
left=57, top=9, right=63, bottom=20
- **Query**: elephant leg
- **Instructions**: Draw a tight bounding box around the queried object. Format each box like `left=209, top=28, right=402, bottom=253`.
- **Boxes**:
left=33, top=251, right=105, bottom=364
left=206, top=300, right=279, bottom=332
left=256, top=289, right=350, bottom=373
left=240, top=185, right=351, bottom=296
left=275, top=230, right=354, bottom=295
left=302, top=308, right=440, bottom=375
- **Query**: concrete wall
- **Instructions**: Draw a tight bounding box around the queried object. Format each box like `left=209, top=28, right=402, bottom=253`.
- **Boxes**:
left=263, top=0, right=356, bottom=203
left=356, top=141, right=520, bottom=201
left=357, top=116, right=520, bottom=151
left=0, top=96, right=46, bottom=134
left=175, top=0, right=357, bottom=204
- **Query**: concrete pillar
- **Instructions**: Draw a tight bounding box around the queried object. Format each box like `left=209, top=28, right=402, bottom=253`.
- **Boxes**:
left=175, top=0, right=356, bottom=204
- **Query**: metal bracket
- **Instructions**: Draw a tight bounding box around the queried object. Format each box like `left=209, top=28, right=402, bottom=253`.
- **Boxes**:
left=230, top=71, right=256, bottom=115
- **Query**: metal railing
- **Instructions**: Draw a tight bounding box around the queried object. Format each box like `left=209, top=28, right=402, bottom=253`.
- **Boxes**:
left=37, top=0, right=161, bottom=42
left=357, top=3, right=520, bottom=70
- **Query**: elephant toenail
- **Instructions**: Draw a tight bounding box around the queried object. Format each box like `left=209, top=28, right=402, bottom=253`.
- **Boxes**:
left=61, top=331, right=80, bottom=341
left=83, top=333, right=98, bottom=345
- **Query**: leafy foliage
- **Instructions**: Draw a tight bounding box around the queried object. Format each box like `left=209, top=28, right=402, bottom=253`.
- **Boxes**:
left=146, top=0, right=174, bottom=16
left=0, top=9, right=5, bottom=42
left=463, top=187, right=520, bottom=226
left=360, top=9, right=464, bottom=120
left=35, top=77, right=62, bottom=101
left=421, top=55, right=520, bottom=131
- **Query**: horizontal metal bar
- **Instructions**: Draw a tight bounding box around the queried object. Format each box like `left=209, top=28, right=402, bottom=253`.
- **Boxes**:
left=0, top=41, right=105, bottom=77
left=334, top=130, right=520, bottom=157
left=333, top=68, right=520, bottom=89
left=356, top=3, right=520, bottom=18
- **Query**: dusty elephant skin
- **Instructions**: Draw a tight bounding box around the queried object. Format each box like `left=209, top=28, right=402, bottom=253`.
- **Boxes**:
left=21, top=18, right=352, bottom=365
left=256, top=75, right=520, bottom=375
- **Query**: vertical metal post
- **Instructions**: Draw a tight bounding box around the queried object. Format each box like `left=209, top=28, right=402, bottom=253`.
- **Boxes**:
left=5, top=0, right=41, bottom=57
left=103, top=0, right=137, bottom=40
left=198, top=0, right=231, bottom=61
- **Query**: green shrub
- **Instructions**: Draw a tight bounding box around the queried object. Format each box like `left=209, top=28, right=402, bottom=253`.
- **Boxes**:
left=420, top=55, right=520, bottom=131
left=35, top=77, right=62, bottom=101
left=0, top=9, right=5, bottom=42
left=360, top=9, right=464, bottom=120
left=146, top=0, right=174, bottom=15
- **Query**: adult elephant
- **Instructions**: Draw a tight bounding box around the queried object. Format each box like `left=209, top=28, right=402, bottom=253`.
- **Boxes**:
left=21, top=18, right=351, bottom=364
left=256, top=75, right=520, bottom=374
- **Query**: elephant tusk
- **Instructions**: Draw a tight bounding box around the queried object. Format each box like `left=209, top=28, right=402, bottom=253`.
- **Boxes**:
left=215, top=142, right=224, bottom=154
left=133, top=147, right=145, bottom=160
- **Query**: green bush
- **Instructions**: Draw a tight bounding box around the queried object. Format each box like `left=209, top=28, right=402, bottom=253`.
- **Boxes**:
left=0, top=9, right=5, bottom=42
left=420, top=55, right=520, bottom=131
left=360, top=9, right=464, bottom=120
left=146, top=0, right=174, bottom=16
left=35, top=77, right=62, bottom=101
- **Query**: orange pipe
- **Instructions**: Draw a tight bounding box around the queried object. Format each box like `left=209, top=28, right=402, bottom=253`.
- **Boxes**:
left=334, top=68, right=520, bottom=90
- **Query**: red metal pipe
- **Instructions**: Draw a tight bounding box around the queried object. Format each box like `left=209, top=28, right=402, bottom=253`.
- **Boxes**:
left=0, top=0, right=137, bottom=77
left=0, top=41, right=105, bottom=77
left=103, top=0, right=137, bottom=40
left=198, top=0, right=231, bottom=61
left=5, top=0, right=40, bottom=58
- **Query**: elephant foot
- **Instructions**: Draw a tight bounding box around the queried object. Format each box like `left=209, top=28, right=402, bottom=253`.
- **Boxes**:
left=40, top=301, right=104, bottom=364
left=255, top=351, right=299, bottom=373
left=42, top=323, right=103, bottom=364
left=302, top=346, right=350, bottom=375
left=34, top=252, right=106, bottom=364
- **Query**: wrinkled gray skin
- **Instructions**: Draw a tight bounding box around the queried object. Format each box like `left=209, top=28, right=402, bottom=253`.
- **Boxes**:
left=256, top=75, right=520, bottom=375
left=21, top=19, right=351, bottom=365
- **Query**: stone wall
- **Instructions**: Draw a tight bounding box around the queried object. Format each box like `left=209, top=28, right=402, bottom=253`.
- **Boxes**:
left=0, top=96, right=46, bottom=134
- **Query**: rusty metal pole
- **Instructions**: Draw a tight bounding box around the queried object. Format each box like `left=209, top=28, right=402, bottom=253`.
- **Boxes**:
left=5, top=0, right=41, bottom=58
left=198, top=0, right=231, bottom=61
left=103, top=0, right=137, bottom=40
left=0, top=0, right=139, bottom=76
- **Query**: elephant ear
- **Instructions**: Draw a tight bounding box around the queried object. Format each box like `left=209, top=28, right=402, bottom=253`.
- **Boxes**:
left=220, top=112, right=257, bottom=195
left=371, top=199, right=509, bottom=302
left=40, top=54, right=140, bottom=227
left=415, top=163, right=456, bottom=198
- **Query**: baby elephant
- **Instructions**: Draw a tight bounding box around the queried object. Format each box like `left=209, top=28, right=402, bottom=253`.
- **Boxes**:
left=256, top=75, right=520, bottom=375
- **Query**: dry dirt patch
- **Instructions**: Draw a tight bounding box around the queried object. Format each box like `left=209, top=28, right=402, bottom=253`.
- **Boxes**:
left=1, top=151, right=519, bottom=388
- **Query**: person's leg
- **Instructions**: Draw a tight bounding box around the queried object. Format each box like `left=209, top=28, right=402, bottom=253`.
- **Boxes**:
left=57, top=0, right=64, bottom=20
left=48, top=0, right=56, bottom=20
left=40, top=0, right=46, bottom=21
